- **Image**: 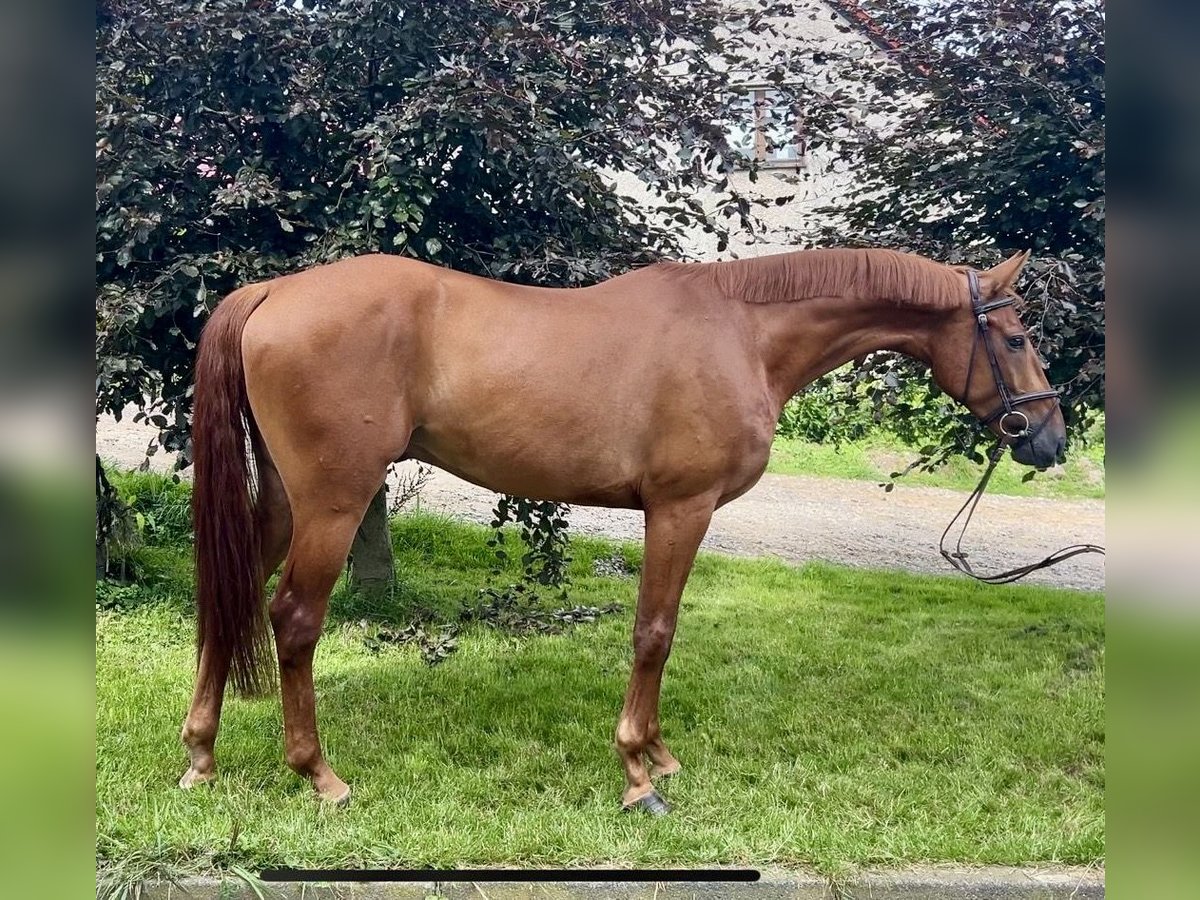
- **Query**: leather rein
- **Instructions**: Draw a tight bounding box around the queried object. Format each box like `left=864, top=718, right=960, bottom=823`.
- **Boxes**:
left=938, top=270, right=1105, bottom=584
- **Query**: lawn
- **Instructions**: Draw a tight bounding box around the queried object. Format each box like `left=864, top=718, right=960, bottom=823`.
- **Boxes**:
left=767, top=434, right=1106, bottom=499
left=96, top=477, right=1104, bottom=886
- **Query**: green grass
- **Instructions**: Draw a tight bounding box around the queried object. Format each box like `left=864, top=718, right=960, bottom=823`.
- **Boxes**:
left=767, top=435, right=1106, bottom=499
left=97, top=504, right=1104, bottom=881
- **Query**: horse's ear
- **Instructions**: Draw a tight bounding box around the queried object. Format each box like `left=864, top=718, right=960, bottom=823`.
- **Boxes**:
left=980, top=250, right=1031, bottom=297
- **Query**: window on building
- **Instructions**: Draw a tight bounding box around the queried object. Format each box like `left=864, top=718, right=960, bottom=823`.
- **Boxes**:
left=726, top=86, right=806, bottom=168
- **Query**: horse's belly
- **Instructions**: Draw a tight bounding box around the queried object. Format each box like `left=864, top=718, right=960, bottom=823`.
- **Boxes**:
left=406, top=428, right=643, bottom=509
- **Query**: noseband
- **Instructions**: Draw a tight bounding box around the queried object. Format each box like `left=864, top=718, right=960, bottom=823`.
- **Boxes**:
left=939, top=269, right=1104, bottom=585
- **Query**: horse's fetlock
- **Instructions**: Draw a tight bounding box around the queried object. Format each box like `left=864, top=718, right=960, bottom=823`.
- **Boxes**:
left=285, top=743, right=320, bottom=775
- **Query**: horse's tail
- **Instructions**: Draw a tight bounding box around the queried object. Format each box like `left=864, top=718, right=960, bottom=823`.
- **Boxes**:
left=191, top=282, right=275, bottom=696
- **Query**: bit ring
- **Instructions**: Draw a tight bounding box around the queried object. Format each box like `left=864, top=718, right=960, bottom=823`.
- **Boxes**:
left=999, top=410, right=1030, bottom=438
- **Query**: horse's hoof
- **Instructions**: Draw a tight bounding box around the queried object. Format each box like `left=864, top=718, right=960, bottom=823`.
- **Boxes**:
left=622, top=790, right=671, bottom=816
left=318, top=783, right=352, bottom=807
left=179, top=768, right=215, bottom=789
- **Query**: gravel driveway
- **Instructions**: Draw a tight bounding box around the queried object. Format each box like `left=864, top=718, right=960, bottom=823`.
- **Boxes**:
left=97, top=414, right=1104, bottom=592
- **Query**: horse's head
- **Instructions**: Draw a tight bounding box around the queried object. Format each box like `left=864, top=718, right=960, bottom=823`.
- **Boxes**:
left=929, top=251, right=1067, bottom=469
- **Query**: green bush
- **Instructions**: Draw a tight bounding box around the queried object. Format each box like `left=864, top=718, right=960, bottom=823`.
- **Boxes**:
left=777, top=371, right=951, bottom=447
left=106, top=469, right=193, bottom=547
left=97, top=467, right=194, bottom=581
left=775, top=377, right=868, bottom=444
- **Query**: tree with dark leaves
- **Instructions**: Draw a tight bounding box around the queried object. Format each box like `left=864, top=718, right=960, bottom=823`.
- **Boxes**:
left=792, top=0, right=1104, bottom=467
left=95, top=0, right=775, bottom=593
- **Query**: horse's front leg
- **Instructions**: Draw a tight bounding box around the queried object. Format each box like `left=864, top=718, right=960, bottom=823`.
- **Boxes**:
left=615, top=494, right=715, bottom=814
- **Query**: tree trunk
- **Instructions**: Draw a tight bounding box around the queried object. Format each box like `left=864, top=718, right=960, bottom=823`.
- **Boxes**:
left=96, top=454, right=114, bottom=579
left=349, top=485, right=394, bottom=601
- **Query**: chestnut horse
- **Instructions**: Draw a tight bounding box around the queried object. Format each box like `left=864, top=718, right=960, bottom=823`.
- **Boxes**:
left=181, top=247, right=1065, bottom=813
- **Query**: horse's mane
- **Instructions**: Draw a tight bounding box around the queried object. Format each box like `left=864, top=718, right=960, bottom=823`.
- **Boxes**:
left=661, top=248, right=965, bottom=310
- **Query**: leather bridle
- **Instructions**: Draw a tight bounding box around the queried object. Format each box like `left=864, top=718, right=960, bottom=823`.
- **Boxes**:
left=939, top=269, right=1104, bottom=584
left=959, top=269, right=1061, bottom=441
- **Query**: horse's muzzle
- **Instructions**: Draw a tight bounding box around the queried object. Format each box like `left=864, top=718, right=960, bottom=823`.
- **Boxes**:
left=1010, top=428, right=1067, bottom=469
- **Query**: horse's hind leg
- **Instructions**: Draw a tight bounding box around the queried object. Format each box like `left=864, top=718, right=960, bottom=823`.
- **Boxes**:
left=180, top=448, right=292, bottom=788
left=267, top=460, right=391, bottom=804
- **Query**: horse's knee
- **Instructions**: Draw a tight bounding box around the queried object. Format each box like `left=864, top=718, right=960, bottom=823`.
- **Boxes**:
left=633, top=618, right=675, bottom=665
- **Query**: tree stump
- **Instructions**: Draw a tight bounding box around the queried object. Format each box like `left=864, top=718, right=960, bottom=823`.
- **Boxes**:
left=349, top=485, right=394, bottom=601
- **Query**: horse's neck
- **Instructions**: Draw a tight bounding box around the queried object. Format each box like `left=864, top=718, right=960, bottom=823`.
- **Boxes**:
left=746, top=295, right=938, bottom=409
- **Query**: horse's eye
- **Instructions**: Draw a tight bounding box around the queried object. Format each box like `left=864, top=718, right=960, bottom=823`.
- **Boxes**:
left=1006, top=336, right=1026, bottom=350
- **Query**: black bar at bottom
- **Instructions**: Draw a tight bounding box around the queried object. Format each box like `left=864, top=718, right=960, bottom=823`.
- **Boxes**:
left=262, top=869, right=760, bottom=883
